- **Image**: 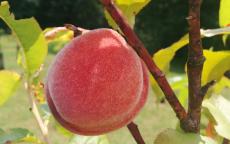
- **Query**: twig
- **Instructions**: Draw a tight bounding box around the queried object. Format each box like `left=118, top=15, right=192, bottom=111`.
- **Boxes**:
left=44, top=27, right=68, bottom=40
left=65, top=24, right=89, bottom=37
left=200, top=80, right=216, bottom=98
left=25, top=81, right=51, bottom=144
left=100, top=0, right=187, bottom=123
left=185, top=0, right=205, bottom=132
left=224, top=70, right=230, bottom=79
left=222, top=138, right=230, bottom=144
left=127, top=122, right=145, bottom=144
left=201, top=26, right=230, bottom=37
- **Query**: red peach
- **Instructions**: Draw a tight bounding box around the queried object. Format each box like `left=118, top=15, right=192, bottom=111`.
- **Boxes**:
left=45, top=28, right=149, bottom=135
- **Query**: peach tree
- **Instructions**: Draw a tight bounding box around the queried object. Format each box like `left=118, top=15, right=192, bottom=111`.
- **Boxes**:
left=0, top=0, right=230, bottom=144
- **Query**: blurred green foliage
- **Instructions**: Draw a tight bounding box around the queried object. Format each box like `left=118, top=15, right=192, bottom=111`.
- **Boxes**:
left=1, top=0, right=230, bottom=58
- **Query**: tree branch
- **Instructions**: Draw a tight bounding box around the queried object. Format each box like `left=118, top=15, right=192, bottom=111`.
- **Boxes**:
left=99, top=0, right=187, bottom=124
left=185, top=0, right=205, bottom=132
left=127, top=122, right=145, bottom=144
left=200, top=80, right=216, bottom=98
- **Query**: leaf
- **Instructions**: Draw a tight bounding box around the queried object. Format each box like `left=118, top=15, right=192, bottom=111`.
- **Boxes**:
left=0, top=70, right=20, bottom=106
left=150, top=34, right=189, bottom=99
left=68, top=135, right=110, bottom=144
left=20, top=135, right=43, bottom=144
left=44, top=27, right=73, bottom=42
left=203, top=95, right=230, bottom=139
left=44, top=27, right=73, bottom=53
left=55, top=122, right=73, bottom=137
left=0, top=1, right=47, bottom=75
left=201, top=27, right=230, bottom=37
left=154, top=129, right=217, bottom=144
left=212, top=77, right=230, bottom=94
left=170, top=75, right=188, bottom=107
left=202, top=50, right=230, bottom=85
left=219, top=0, right=230, bottom=27
left=104, top=0, right=150, bottom=29
left=0, top=128, right=33, bottom=144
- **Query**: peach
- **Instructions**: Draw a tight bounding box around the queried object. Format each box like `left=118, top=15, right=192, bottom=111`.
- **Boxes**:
left=45, top=28, right=149, bottom=135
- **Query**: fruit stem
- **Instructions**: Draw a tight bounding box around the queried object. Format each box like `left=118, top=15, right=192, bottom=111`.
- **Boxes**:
left=184, top=0, right=205, bottom=133
left=100, top=0, right=187, bottom=124
left=25, top=80, right=51, bottom=144
left=127, top=122, right=145, bottom=144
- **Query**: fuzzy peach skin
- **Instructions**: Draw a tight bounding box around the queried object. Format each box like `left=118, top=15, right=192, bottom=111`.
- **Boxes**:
left=45, top=28, right=149, bottom=135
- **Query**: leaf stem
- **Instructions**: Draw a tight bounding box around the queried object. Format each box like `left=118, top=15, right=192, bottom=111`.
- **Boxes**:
left=100, top=0, right=187, bottom=124
left=25, top=80, right=51, bottom=144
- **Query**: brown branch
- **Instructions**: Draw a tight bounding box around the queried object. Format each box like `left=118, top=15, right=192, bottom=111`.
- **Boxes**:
left=127, top=122, right=145, bottom=144
left=185, top=0, right=206, bottom=132
left=200, top=80, right=216, bottom=98
left=100, top=0, right=187, bottom=124
left=222, top=138, right=230, bottom=144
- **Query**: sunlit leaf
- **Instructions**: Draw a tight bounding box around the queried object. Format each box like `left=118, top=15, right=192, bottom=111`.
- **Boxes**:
left=0, top=1, right=47, bottom=75
left=68, top=135, right=110, bottom=144
left=212, top=77, right=230, bottom=94
left=203, top=95, right=230, bottom=139
left=44, top=27, right=73, bottom=53
left=0, top=70, right=20, bottom=106
left=20, top=135, right=43, bottom=144
left=154, top=129, right=217, bottom=144
left=104, top=0, right=150, bottom=29
left=202, top=50, right=230, bottom=85
left=150, top=34, right=189, bottom=99
left=219, top=0, right=230, bottom=27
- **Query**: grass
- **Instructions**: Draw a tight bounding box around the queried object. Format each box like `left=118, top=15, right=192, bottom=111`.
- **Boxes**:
left=0, top=34, right=178, bottom=144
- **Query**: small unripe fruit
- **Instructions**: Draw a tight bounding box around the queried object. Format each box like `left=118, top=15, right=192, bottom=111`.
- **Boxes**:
left=45, top=28, right=149, bottom=135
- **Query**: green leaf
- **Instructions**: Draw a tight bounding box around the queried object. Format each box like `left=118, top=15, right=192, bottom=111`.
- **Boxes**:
left=170, top=75, right=188, bottom=107
left=219, top=0, right=230, bottom=27
left=203, top=95, right=230, bottom=139
left=150, top=34, right=189, bottom=99
left=68, top=135, right=110, bottom=144
left=0, top=128, right=33, bottom=143
left=154, top=129, right=217, bottom=144
left=0, top=70, right=20, bottom=106
left=0, top=1, right=47, bottom=75
left=104, top=0, right=150, bottom=29
left=55, top=122, right=73, bottom=137
left=44, top=27, right=73, bottom=53
left=202, top=50, right=230, bottom=85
